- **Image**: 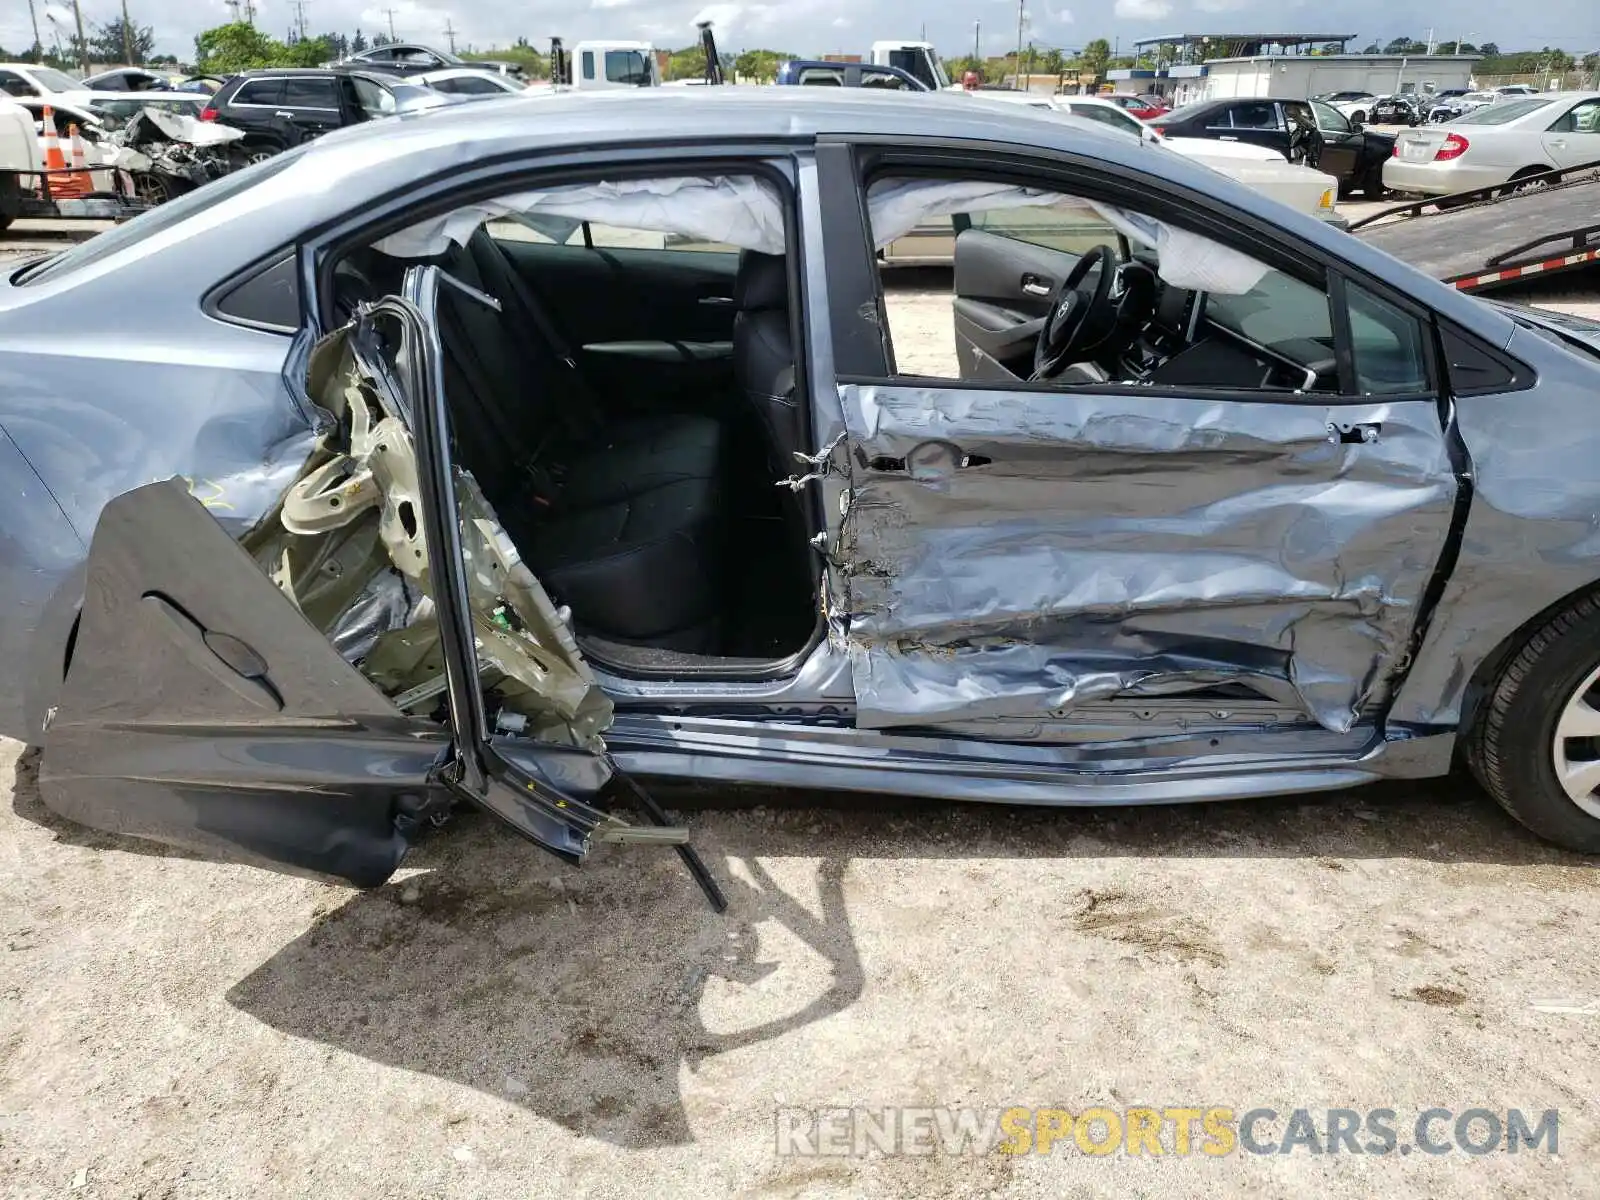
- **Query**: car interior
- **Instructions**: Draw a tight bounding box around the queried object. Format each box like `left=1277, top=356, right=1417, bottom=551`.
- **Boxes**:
left=328, top=173, right=819, bottom=676
left=869, top=176, right=1428, bottom=399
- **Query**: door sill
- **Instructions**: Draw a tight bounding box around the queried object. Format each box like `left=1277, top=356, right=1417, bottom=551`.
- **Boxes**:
left=580, top=617, right=825, bottom=683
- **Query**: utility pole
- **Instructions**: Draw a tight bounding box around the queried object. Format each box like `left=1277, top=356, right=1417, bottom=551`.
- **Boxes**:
left=289, top=0, right=309, bottom=41
left=383, top=8, right=397, bottom=40
left=25, top=0, right=42, bottom=59
left=243, top=0, right=256, bottom=25
left=120, top=0, right=134, bottom=63
left=70, top=0, right=88, bottom=73
left=443, top=19, right=457, bottom=53
left=1015, top=0, right=1025, bottom=83
left=973, top=20, right=980, bottom=64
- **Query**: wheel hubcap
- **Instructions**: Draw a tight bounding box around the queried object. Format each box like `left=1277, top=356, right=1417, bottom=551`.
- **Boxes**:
left=1551, top=663, right=1600, bottom=817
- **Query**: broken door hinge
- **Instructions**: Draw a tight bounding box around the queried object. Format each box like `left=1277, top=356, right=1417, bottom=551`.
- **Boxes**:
left=1328, top=421, right=1380, bottom=445
left=777, top=431, right=847, bottom=493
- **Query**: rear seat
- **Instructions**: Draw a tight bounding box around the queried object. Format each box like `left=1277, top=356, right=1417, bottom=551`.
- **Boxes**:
left=432, top=230, right=728, bottom=651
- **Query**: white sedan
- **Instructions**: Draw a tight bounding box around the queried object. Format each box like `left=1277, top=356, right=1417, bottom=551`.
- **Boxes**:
left=411, top=68, right=528, bottom=99
left=966, top=91, right=1340, bottom=221
left=1386, top=91, right=1600, bottom=197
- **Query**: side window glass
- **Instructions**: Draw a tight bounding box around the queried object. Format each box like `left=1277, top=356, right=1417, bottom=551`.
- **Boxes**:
left=234, top=79, right=283, bottom=106
left=283, top=78, right=338, bottom=108
left=967, top=206, right=1122, bottom=255
left=867, top=174, right=1343, bottom=395
left=1234, top=102, right=1280, bottom=130
left=581, top=51, right=595, bottom=81
left=1344, top=282, right=1430, bottom=395
left=798, top=68, right=844, bottom=86
left=352, top=76, right=394, bottom=115
left=0, top=72, right=37, bottom=98
left=1206, top=109, right=1233, bottom=129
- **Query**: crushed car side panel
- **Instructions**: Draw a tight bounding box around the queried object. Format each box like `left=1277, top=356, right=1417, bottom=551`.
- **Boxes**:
left=834, top=383, right=1457, bottom=733
left=1393, top=321, right=1600, bottom=727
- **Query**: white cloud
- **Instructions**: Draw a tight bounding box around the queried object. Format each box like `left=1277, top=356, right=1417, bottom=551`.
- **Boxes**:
left=832, top=16, right=852, bottom=27
left=591, top=0, right=637, bottom=9
left=1113, top=0, right=1173, bottom=17
left=1049, top=6, right=1075, bottom=24
left=1195, top=0, right=1251, bottom=11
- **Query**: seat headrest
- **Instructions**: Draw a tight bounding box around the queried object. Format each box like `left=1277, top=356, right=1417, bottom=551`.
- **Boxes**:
left=735, top=251, right=788, bottom=312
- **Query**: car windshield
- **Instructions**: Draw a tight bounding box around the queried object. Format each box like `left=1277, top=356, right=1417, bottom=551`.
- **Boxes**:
left=1453, top=98, right=1555, bottom=125
left=31, top=67, right=81, bottom=91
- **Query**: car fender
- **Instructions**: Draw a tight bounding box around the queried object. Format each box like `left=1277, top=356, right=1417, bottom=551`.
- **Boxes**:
left=0, top=423, right=86, bottom=742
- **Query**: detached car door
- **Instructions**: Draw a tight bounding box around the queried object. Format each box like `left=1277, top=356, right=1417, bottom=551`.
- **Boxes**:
left=42, top=268, right=674, bottom=886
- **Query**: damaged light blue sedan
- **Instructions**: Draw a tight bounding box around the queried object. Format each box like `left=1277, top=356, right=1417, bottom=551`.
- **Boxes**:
left=6, top=89, right=1600, bottom=902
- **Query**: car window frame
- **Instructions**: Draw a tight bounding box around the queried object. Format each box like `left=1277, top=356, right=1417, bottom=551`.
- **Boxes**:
left=823, top=137, right=1440, bottom=405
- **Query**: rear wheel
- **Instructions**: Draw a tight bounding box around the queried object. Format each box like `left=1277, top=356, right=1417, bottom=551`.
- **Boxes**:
left=1500, top=166, right=1551, bottom=197
left=1467, top=591, right=1600, bottom=852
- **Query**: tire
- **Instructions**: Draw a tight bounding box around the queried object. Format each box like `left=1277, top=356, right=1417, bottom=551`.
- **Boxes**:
left=1351, top=110, right=1367, bottom=124
left=233, top=141, right=282, bottom=168
left=0, top=173, right=20, bottom=232
left=1467, top=590, right=1600, bottom=852
left=1499, top=167, right=1551, bottom=197
left=1360, top=162, right=1387, bottom=199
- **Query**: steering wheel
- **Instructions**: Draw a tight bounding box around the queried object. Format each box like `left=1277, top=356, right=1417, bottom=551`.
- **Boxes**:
left=1032, top=244, right=1119, bottom=381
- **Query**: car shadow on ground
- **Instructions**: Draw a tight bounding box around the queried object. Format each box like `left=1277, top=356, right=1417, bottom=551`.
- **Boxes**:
left=211, top=774, right=1592, bottom=1149
left=10, top=745, right=1595, bottom=1147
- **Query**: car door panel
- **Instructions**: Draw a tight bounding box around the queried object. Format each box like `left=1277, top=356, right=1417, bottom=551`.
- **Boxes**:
left=39, top=477, right=451, bottom=888
left=951, top=229, right=1082, bottom=379
left=831, top=383, right=1457, bottom=735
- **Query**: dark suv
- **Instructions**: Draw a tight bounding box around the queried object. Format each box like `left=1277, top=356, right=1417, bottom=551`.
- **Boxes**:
left=200, top=68, right=450, bottom=158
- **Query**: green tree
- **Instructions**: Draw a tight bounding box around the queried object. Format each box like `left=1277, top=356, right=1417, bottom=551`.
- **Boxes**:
left=1479, top=42, right=1499, bottom=56
left=194, top=22, right=287, bottom=73
left=1082, top=36, right=1111, bottom=81
left=664, top=44, right=706, bottom=81
left=90, top=16, right=156, bottom=65
left=282, top=35, right=335, bottom=67
left=1363, top=42, right=1381, bottom=53
left=464, top=44, right=549, bottom=79
left=733, top=49, right=791, bottom=82
left=351, top=28, right=368, bottom=53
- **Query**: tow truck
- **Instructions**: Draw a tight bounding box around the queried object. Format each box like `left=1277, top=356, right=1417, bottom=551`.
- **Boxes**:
left=1352, top=158, right=1600, bottom=292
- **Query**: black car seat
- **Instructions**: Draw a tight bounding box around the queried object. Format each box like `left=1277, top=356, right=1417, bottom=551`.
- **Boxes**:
left=731, top=250, right=801, bottom=472
left=428, top=230, right=728, bottom=652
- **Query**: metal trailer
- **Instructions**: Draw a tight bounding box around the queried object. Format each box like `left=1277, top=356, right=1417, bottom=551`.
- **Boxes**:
left=1, top=164, right=148, bottom=228
left=1351, top=158, right=1600, bottom=292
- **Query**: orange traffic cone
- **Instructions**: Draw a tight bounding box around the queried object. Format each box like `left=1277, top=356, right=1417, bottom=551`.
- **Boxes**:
left=66, top=123, right=95, bottom=194
left=39, top=105, right=86, bottom=199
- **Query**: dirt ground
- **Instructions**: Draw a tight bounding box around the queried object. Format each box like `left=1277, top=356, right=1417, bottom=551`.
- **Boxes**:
left=4, top=247, right=1600, bottom=1197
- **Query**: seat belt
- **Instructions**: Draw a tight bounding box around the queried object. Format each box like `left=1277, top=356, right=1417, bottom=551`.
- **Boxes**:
left=437, top=298, right=563, bottom=509
left=474, top=239, right=606, bottom=441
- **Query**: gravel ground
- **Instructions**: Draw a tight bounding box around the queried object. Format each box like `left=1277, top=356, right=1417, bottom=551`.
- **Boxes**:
left=4, top=243, right=1600, bottom=1198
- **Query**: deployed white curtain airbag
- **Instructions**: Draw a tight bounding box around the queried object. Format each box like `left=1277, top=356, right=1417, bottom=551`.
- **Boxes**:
left=865, top=177, right=1270, bottom=296
left=375, top=175, right=786, bottom=258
